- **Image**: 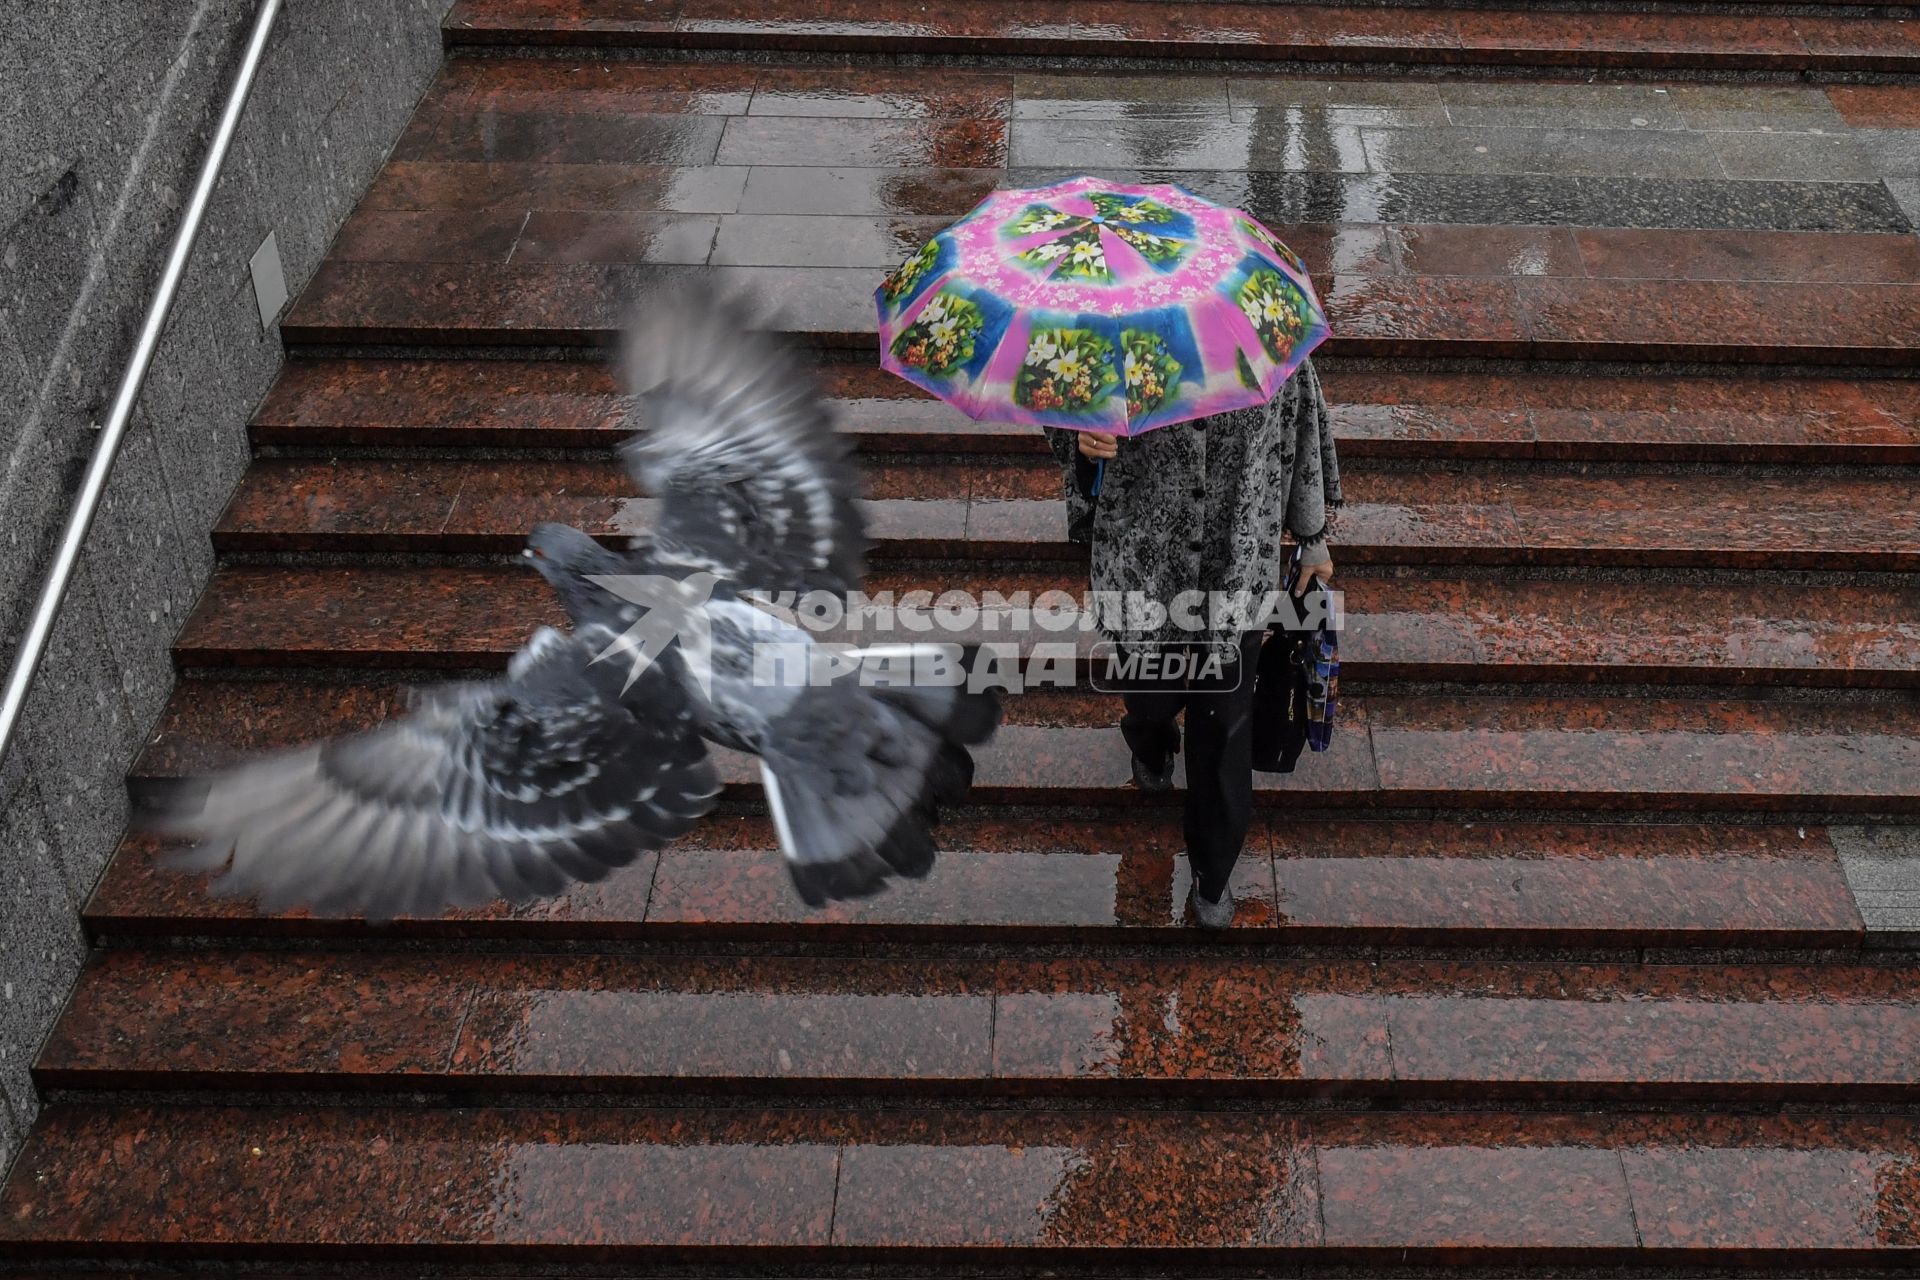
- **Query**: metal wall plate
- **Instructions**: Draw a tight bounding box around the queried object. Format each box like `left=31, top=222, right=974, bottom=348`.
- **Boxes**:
left=248, top=229, right=288, bottom=330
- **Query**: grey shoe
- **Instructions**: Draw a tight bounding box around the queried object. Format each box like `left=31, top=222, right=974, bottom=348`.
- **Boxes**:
left=1190, top=881, right=1235, bottom=929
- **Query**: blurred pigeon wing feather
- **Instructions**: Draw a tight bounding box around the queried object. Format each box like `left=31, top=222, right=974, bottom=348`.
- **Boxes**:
left=619, top=291, right=866, bottom=593
left=759, top=660, right=1000, bottom=906
left=160, top=626, right=719, bottom=921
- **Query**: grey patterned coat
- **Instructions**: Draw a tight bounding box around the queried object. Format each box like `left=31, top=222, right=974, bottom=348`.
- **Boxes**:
left=1043, top=358, right=1341, bottom=647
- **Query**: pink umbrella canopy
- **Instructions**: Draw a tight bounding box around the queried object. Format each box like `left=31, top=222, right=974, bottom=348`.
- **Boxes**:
left=875, top=176, right=1329, bottom=436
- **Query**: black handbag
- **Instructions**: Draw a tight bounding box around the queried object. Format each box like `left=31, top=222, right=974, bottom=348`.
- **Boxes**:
left=1251, top=549, right=1339, bottom=774
left=1066, top=451, right=1102, bottom=543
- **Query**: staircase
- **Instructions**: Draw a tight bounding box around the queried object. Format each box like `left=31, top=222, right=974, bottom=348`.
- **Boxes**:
left=6, top=0, right=1920, bottom=1268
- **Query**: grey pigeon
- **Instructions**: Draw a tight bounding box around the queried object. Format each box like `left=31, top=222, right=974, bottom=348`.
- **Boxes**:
left=156, top=290, right=999, bottom=917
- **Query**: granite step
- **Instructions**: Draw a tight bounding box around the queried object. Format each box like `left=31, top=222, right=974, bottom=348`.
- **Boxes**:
left=42, top=950, right=1919, bottom=1100
left=441, top=0, right=1920, bottom=74
left=174, top=562, right=1920, bottom=688
left=256, top=358, right=1920, bottom=464
left=87, top=816, right=1864, bottom=946
left=129, top=677, right=1920, bottom=814
left=7, top=1102, right=1920, bottom=1264
left=282, top=258, right=1920, bottom=364
left=213, top=456, right=1920, bottom=569
left=677, top=219, right=1920, bottom=288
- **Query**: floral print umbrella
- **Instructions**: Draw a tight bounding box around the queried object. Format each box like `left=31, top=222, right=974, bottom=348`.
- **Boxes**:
left=876, top=175, right=1328, bottom=435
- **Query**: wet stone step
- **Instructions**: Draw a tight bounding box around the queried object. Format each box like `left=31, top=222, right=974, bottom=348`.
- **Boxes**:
left=176, top=562, right=1920, bottom=688
left=41, top=949, right=1918, bottom=1099
left=361, top=160, right=1915, bottom=237
left=88, top=817, right=1863, bottom=946
left=212, top=456, right=1920, bottom=570
left=441, top=0, right=1920, bottom=73
left=280, top=259, right=1920, bottom=365
left=129, top=677, right=1920, bottom=814
left=331, top=204, right=1920, bottom=283
left=256, top=358, right=1920, bottom=464
left=6, top=1103, right=1920, bottom=1263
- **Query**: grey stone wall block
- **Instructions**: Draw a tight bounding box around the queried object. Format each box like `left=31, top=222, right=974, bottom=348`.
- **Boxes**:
left=0, top=782, right=88, bottom=1121
left=0, top=313, right=40, bottom=519
left=139, top=284, right=263, bottom=543
left=0, top=430, right=75, bottom=683
left=0, top=1089, right=24, bottom=1182
left=14, top=569, right=136, bottom=902
left=3, top=164, right=106, bottom=414
left=80, top=424, right=192, bottom=736
left=0, top=24, right=57, bottom=230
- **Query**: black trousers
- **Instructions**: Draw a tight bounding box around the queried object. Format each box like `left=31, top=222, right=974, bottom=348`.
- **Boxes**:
left=1116, top=632, right=1262, bottom=901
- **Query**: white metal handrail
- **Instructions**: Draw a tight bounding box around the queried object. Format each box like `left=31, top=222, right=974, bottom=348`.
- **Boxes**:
left=0, top=0, right=284, bottom=773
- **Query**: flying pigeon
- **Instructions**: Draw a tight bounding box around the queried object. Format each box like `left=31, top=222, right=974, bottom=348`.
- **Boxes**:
left=156, top=290, right=1001, bottom=917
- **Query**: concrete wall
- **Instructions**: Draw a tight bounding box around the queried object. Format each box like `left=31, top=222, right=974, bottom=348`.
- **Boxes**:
left=0, top=0, right=449, bottom=1169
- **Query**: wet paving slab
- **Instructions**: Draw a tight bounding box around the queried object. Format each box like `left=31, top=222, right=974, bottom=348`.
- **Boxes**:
left=509, top=208, right=724, bottom=264
left=717, top=116, right=1011, bottom=168
left=752, top=65, right=1015, bottom=119
left=709, top=212, right=952, bottom=268
left=361, top=160, right=753, bottom=213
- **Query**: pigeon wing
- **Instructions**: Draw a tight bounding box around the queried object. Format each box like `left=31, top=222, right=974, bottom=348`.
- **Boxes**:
left=156, top=626, right=718, bottom=922
left=618, top=289, right=867, bottom=594
left=758, top=665, right=1000, bottom=906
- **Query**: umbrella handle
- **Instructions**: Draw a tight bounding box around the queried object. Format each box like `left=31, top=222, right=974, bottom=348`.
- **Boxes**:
left=1092, top=458, right=1104, bottom=497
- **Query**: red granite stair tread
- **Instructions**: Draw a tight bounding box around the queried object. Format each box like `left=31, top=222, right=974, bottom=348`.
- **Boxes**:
left=175, top=563, right=1920, bottom=688
left=0, top=1103, right=843, bottom=1257
left=7, top=1104, right=1920, bottom=1259
left=254, top=358, right=1920, bottom=462
left=83, top=817, right=1863, bottom=946
left=87, top=832, right=668, bottom=939
left=440, top=0, right=1919, bottom=70
left=213, top=455, right=1920, bottom=567
left=1265, top=820, right=1861, bottom=945
left=40, top=951, right=999, bottom=1091
left=1828, top=83, right=1920, bottom=128
left=43, top=949, right=1920, bottom=1096
left=439, top=55, right=762, bottom=114
left=283, top=259, right=1920, bottom=362
left=212, top=457, right=968, bottom=554
left=1515, top=278, right=1920, bottom=365
left=1570, top=228, right=1920, bottom=286
left=1369, top=694, right=1920, bottom=812
left=1310, top=1111, right=1920, bottom=1254
left=280, top=261, right=879, bottom=347
left=130, top=677, right=1920, bottom=813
